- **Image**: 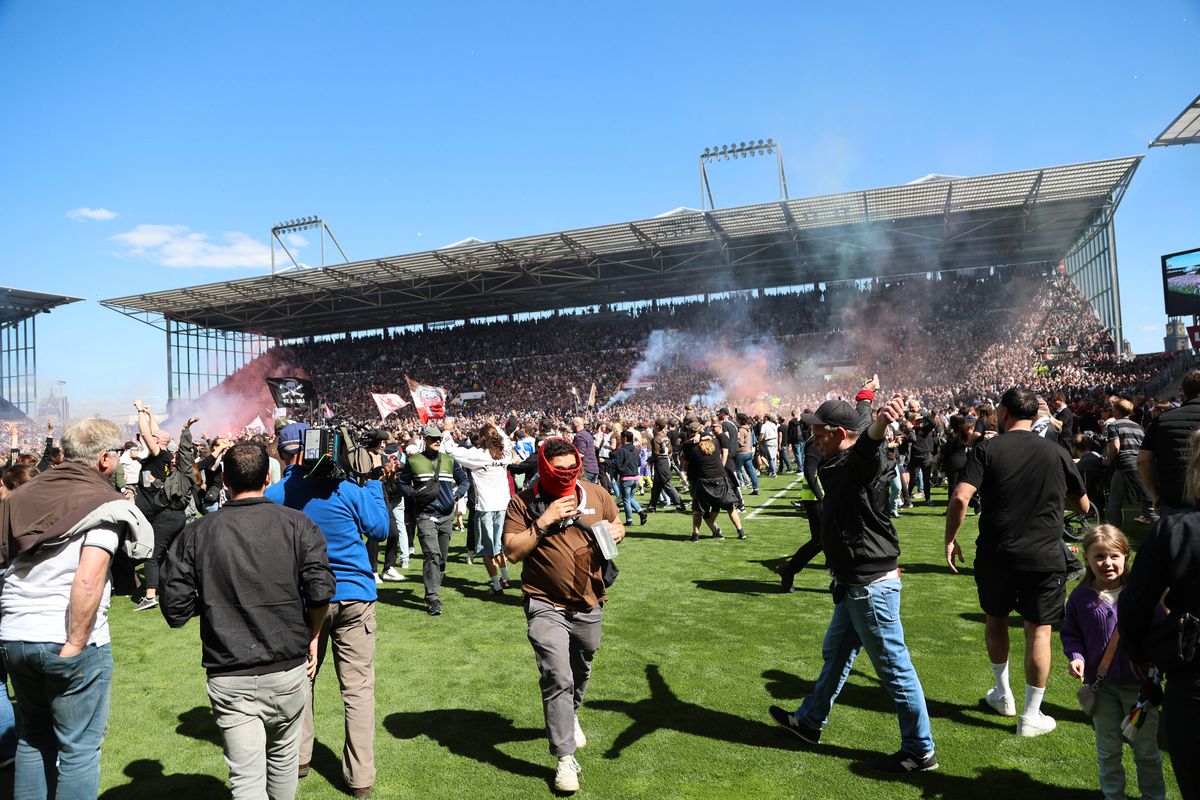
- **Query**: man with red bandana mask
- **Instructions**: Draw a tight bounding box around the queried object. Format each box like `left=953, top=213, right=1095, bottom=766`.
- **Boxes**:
left=503, top=438, right=625, bottom=794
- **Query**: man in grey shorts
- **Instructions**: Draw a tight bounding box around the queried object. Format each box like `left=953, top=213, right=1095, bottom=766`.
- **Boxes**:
left=504, top=438, right=625, bottom=794
left=162, top=441, right=334, bottom=799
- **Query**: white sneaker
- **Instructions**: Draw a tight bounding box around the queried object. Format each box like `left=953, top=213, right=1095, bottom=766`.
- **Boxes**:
left=381, top=568, right=405, bottom=582
left=985, top=688, right=1016, bottom=717
left=554, top=755, right=581, bottom=793
left=573, top=716, right=587, bottom=748
left=1016, top=711, right=1056, bottom=737
left=373, top=573, right=383, bottom=586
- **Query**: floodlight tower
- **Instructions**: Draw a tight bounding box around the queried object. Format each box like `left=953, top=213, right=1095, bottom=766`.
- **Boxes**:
left=270, top=216, right=350, bottom=273
left=699, top=139, right=789, bottom=210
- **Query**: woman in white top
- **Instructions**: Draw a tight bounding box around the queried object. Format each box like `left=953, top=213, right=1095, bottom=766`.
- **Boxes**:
left=440, top=420, right=514, bottom=594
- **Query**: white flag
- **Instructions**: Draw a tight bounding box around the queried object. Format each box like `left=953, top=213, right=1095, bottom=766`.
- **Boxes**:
left=371, top=392, right=409, bottom=421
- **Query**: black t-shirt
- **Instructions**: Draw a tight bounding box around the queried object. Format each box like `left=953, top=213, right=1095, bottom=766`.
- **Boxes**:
left=134, top=448, right=177, bottom=517
left=681, top=438, right=727, bottom=482
left=716, top=431, right=735, bottom=473
left=959, top=430, right=1085, bottom=570
left=785, top=419, right=801, bottom=446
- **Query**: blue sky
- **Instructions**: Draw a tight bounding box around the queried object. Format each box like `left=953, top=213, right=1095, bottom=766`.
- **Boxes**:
left=1, top=2, right=1197, bottom=418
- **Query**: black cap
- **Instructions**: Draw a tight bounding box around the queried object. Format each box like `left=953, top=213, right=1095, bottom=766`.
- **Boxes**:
left=718, top=407, right=731, bottom=416
left=801, top=400, right=858, bottom=431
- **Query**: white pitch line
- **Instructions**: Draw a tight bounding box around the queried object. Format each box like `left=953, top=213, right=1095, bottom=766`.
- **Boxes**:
left=744, top=475, right=804, bottom=520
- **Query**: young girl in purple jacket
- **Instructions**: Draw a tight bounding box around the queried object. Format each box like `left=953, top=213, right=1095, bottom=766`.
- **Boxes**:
left=1061, top=525, right=1166, bottom=800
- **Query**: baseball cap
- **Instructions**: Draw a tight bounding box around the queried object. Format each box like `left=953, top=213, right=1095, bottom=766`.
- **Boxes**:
left=421, top=423, right=442, bottom=439
left=718, top=407, right=731, bottom=416
left=686, top=421, right=705, bottom=434
left=278, top=422, right=310, bottom=453
left=801, top=400, right=859, bottom=431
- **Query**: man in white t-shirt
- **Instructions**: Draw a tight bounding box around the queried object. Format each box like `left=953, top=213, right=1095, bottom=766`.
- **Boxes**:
left=760, top=415, right=780, bottom=478
left=0, top=418, right=153, bottom=799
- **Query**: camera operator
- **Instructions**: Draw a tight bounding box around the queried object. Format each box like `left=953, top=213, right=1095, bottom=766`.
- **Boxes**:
left=503, top=438, right=625, bottom=794
left=264, top=422, right=390, bottom=799
left=355, top=429, right=407, bottom=584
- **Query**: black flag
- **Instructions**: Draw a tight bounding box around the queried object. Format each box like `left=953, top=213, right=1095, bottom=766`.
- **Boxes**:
left=266, top=377, right=318, bottom=410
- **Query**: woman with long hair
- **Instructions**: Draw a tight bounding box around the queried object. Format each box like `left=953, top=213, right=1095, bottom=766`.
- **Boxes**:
left=441, top=421, right=515, bottom=594
left=680, top=422, right=745, bottom=541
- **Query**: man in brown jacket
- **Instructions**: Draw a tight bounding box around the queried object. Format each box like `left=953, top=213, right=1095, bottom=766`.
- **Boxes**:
left=504, top=438, right=625, bottom=794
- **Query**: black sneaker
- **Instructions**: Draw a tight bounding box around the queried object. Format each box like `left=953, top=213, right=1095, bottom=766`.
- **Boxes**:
left=639, top=511, right=648, bottom=526
left=750, top=489, right=760, bottom=496
left=689, top=533, right=700, bottom=542
left=790, top=500, right=805, bottom=510
left=871, top=749, right=938, bottom=773
left=737, top=530, right=747, bottom=540
left=711, top=528, right=725, bottom=540
left=427, top=601, right=442, bottom=616
left=778, top=567, right=796, bottom=594
left=768, top=705, right=820, bottom=744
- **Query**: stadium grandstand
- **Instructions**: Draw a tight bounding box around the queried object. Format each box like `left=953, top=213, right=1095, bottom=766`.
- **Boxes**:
left=0, top=287, right=82, bottom=419
left=100, top=156, right=1151, bottom=425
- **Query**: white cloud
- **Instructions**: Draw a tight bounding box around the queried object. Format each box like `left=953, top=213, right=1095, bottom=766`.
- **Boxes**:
left=285, top=234, right=309, bottom=248
left=67, top=207, right=117, bottom=221
left=110, top=224, right=273, bottom=269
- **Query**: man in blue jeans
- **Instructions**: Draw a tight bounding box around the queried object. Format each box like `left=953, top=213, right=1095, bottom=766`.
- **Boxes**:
left=0, top=418, right=154, bottom=799
left=768, top=378, right=937, bottom=772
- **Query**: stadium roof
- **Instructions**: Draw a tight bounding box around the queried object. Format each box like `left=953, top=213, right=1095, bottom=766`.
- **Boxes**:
left=1, top=287, right=83, bottom=327
left=1150, top=93, right=1200, bottom=147
left=101, top=156, right=1142, bottom=340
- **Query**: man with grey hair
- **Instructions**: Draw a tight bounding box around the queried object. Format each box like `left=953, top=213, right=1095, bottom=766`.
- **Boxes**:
left=0, top=418, right=154, bottom=799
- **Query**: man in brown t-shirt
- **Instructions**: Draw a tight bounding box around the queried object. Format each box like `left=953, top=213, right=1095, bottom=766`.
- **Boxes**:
left=504, top=438, right=625, bottom=794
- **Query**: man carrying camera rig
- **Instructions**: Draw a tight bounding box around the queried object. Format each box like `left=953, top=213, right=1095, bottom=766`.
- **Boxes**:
left=264, top=422, right=390, bottom=799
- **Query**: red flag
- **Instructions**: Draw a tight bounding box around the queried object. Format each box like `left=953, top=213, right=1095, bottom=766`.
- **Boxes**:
left=371, top=393, right=409, bottom=421
left=322, top=403, right=335, bottom=420
left=405, top=376, right=447, bottom=424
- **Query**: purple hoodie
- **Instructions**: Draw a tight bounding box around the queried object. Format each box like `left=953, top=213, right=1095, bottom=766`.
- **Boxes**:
left=1060, top=583, right=1138, bottom=685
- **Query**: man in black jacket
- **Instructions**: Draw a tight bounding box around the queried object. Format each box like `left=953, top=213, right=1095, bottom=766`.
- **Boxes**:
left=769, top=381, right=937, bottom=773
left=162, top=442, right=335, bottom=799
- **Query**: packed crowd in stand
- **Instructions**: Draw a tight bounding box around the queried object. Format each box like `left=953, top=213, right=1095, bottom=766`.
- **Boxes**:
left=1, top=264, right=1197, bottom=799
left=179, top=266, right=1177, bottom=440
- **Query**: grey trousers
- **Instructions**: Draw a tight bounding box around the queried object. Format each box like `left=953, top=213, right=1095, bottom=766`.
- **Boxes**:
left=416, top=513, right=453, bottom=603
left=206, top=663, right=308, bottom=800
left=525, top=597, right=602, bottom=757
left=300, top=601, right=377, bottom=791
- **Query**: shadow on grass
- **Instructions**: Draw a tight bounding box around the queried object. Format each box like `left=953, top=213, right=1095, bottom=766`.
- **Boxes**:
left=98, top=759, right=227, bottom=799
left=374, top=585, right=431, bottom=612
left=958, top=612, right=1026, bottom=629
left=589, top=664, right=809, bottom=758
left=441, top=575, right=524, bottom=607
left=383, top=709, right=551, bottom=785
left=176, top=706, right=221, bottom=747
left=844, top=762, right=1097, bottom=800
left=692, top=578, right=825, bottom=596
left=762, top=669, right=1010, bottom=733
left=623, top=529, right=695, bottom=542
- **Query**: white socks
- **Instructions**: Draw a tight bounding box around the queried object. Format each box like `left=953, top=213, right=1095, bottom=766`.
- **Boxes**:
left=501, top=565, right=510, bottom=581
left=991, top=662, right=1012, bottom=698
left=1023, top=684, right=1045, bottom=719
left=490, top=575, right=502, bottom=590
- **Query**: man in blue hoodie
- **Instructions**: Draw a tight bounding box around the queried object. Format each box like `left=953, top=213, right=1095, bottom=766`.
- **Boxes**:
left=265, top=423, right=390, bottom=799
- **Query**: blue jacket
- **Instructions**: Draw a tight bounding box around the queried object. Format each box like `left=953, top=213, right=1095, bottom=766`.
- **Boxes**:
left=265, top=466, right=390, bottom=602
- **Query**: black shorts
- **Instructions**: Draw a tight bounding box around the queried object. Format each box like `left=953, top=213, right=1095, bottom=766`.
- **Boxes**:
left=974, top=563, right=1066, bottom=626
